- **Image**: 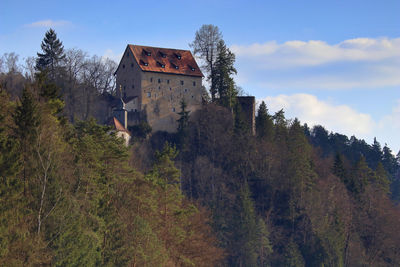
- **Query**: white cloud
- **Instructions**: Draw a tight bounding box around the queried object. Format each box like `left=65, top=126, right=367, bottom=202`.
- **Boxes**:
left=26, top=20, right=71, bottom=28
left=376, top=99, right=400, bottom=152
left=261, top=93, right=374, bottom=136
left=232, top=37, right=400, bottom=90
left=231, top=38, right=400, bottom=68
left=102, top=49, right=123, bottom=63
left=260, top=94, right=400, bottom=153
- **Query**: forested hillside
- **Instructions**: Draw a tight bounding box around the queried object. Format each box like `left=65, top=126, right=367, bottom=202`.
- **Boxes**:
left=1, top=27, right=400, bottom=266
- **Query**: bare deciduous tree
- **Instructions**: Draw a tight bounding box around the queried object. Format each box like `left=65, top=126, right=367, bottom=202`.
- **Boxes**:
left=189, top=24, right=222, bottom=101
left=24, top=56, right=36, bottom=81
left=2, top=52, right=20, bottom=73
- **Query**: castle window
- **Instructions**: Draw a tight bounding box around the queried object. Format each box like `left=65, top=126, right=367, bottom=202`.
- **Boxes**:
left=171, top=62, right=179, bottom=69
left=132, top=85, right=134, bottom=89
left=167, top=79, right=170, bottom=84
left=158, top=79, right=161, bottom=83
left=122, top=64, right=125, bottom=69
left=147, top=92, right=151, bottom=97
left=193, top=81, right=196, bottom=86
left=150, top=77, right=153, bottom=82
left=169, top=87, right=172, bottom=91
left=143, top=49, right=151, bottom=56
left=131, top=63, right=134, bottom=68
left=180, top=80, right=184, bottom=85
left=172, top=107, right=176, bottom=112
left=192, top=95, right=194, bottom=98
left=158, top=86, right=161, bottom=90
left=184, top=88, right=188, bottom=93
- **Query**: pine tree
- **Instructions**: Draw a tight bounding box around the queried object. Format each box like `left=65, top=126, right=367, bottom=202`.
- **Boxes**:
left=13, top=87, right=40, bottom=194
left=256, top=218, right=272, bottom=266
left=176, top=98, right=190, bottom=150
left=256, top=101, right=274, bottom=140
left=382, top=144, right=397, bottom=177
left=333, top=153, right=347, bottom=182
left=36, top=28, right=65, bottom=79
left=231, top=183, right=258, bottom=267
left=213, top=40, right=237, bottom=109
left=374, top=162, right=390, bottom=194
left=370, top=137, right=383, bottom=169
left=271, top=109, right=288, bottom=146
left=348, top=155, right=373, bottom=196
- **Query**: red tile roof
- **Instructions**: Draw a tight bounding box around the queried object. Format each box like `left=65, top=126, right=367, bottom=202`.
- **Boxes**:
left=126, top=44, right=203, bottom=77
left=113, top=117, right=130, bottom=134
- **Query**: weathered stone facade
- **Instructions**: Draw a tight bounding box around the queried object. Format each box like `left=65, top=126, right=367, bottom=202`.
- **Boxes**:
left=114, top=45, right=203, bottom=132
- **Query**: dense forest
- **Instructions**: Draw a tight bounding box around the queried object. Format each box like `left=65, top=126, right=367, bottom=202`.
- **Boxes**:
left=1, top=26, right=400, bottom=266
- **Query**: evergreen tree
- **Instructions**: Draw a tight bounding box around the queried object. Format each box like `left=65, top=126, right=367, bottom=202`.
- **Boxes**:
left=231, top=183, right=258, bottom=267
left=348, top=156, right=373, bottom=196
left=374, top=162, right=390, bottom=194
left=370, top=137, right=383, bottom=169
left=36, top=28, right=65, bottom=79
left=333, top=153, right=347, bottom=182
left=256, top=218, right=272, bottom=266
left=272, top=109, right=287, bottom=144
left=176, top=98, right=190, bottom=150
left=255, top=101, right=274, bottom=140
left=13, top=87, right=40, bottom=194
left=213, top=40, right=237, bottom=109
left=382, top=144, right=397, bottom=177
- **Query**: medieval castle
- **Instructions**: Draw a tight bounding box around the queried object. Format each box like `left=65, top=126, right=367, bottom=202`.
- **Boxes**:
left=110, top=44, right=255, bottom=140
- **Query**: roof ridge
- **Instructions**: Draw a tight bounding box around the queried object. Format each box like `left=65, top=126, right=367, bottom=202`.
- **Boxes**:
left=128, top=44, right=191, bottom=52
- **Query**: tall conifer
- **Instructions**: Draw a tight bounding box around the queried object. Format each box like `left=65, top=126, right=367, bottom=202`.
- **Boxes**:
left=256, top=101, right=274, bottom=140
left=36, top=28, right=65, bottom=79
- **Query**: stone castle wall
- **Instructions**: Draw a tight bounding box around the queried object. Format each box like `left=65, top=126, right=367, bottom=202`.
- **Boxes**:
left=115, top=47, right=203, bottom=132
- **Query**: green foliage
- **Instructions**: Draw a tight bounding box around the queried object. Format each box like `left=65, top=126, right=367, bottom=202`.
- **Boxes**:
left=231, top=183, right=259, bottom=267
left=36, top=28, right=65, bottom=76
left=128, top=121, right=152, bottom=140
left=176, top=98, right=190, bottom=150
left=213, top=40, right=237, bottom=109
left=333, top=153, right=347, bottom=181
left=256, top=101, right=274, bottom=140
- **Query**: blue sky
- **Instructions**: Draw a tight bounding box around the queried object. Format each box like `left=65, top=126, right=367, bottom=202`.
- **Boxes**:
left=1, top=0, right=399, bottom=153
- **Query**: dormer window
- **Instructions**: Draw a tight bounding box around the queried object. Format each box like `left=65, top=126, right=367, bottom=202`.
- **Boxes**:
left=140, top=60, right=148, bottom=66
left=175, top=53, right=182, bottom=60
left=157, top=61, right=165, bottom=68
left=188, top=65, right=195, bottom=71
left=171, top=62, right=179, bottom=69
left=159, top=51, right=167, bottom=58
left=143, top=49, right=151, bottom=56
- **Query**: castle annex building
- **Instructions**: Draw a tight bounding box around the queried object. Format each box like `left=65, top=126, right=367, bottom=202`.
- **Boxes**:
left=114, top=44, right=204, bottom=132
